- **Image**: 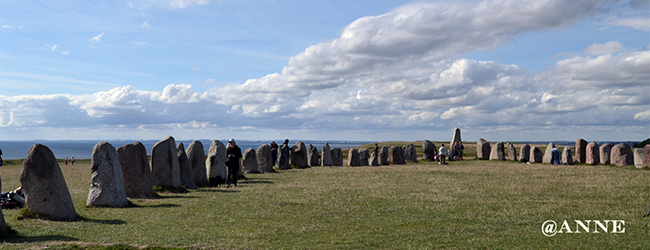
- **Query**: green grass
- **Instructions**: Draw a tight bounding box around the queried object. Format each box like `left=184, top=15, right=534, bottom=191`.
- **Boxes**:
left=0, top=156, right=648, bottom=249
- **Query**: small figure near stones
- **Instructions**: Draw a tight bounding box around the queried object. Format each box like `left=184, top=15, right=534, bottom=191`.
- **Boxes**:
left=270, top=141, right=278, bottom=167
left=550, top=146, right=560, bottom=165
left=71, top=157, right=75, bottom=166
left=439, top=144, right=448, bottom=165
left=0, top=147, right=3, bottom=166
left=65, top=157, right=68, bottom=165
left=226, top=139, right=242, bottom=188
left=458, top=142, right=464, bottom=161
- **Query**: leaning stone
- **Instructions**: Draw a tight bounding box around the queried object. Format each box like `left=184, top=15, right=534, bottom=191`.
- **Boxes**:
left=0, top=178, right=6, bottom=235
left=644, top=145, right=650, bottom=168
left=348, top=149, right=360, bottom=167
left=379, top=146, right=389, bottom=165
left=562, top=146, right=573, bottom=165
left=151, top=136, right=182, bottom=188
left=290, top=141, right=309, bottom=168
left=422, top=140, right=437, bottom=161
left=117, top=142, right=155, bottom=199
left=277, top=144, right=291, bottom=170
left=476, top=138, right=490, bottom=160
left=176, top=142, right=197, bottom=189
left=20, top=144, right=77, bottom=221
left=506, top=143, right=517, bottom=161
left=450, top=127, right=462, bottom=151
left=599, top=143, right=614, bottom=165
left=542, top=143, right=556, bottom=164
left=242, top=148, right=259, bottom=174
left=87, top=142, right=128, bottom=207
left=585, top=142, right=600, bottom=165
left=575, top=139, right=587, bottom=164
left=389, top=146, right=405, bottom=165
left=321, top=143, right=333, bottom=166
left=331, top=148, right=343, bottom=166
left=256, top=144, right=274, bottom=173
left=633, top=148, right=644, bottom=168
left=369, top=151, right=379, bottom=166
left=404, top=144, right=418, bottom=163
left=358, top=148, right=369, bottom=166
left=529, top=146, right=542, bottom=163
left=519, top=144, right=530, bottom=162
left=611, top=143, right=633, bottom=167
left=308, top=144, right=320, bottom=167
left=186, top=140, right=208, bottom=187
left=489, top=142, right=505, bottom=161
left=206, top=140, right=228, bottom=186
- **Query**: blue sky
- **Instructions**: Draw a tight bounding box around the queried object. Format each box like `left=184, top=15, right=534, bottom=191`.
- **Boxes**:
left=0, top=0, right=648, bottom=142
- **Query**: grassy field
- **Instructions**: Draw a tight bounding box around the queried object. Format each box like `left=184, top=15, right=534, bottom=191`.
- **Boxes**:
left=0, top=153, right=648, bottom=249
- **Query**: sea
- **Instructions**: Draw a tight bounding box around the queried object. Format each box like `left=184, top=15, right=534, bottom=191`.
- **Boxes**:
left=0, top=140, right=372, bottom=160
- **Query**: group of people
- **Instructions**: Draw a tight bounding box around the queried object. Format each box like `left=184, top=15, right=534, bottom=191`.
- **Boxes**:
left=437, top=141, right=464, bottom=165
left=64, top=157, right=75, bottom=165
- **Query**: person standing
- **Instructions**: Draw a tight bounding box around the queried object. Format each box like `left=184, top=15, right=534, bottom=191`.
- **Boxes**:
left=0, top=148, right=3, bottom=167
left=453, top=142, right=460, bottom=161
left=270, top=141, right=278, bottom=166
left=458, top=141, right=465, bottom=161
left=551, top=147, right=560, bottom=165
left=71, top=156, right=75, bottom=166
left=439, top=144, right=448, bottom=165
left=226, top=139, right=242, bottom=188
left=65, top=157, right=68, bottom=165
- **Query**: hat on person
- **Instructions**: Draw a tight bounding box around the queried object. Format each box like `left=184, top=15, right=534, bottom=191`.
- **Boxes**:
left=229, top=138, right=235, bottom=142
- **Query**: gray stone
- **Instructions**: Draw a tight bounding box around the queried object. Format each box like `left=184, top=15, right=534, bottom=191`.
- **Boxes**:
left=379, top=146, right=389, bottom=165
left=489, top=142, right=505, bottom=161
left=422, top=140, right=437, bottom=161
left=529, top=146, right=542, bottom=163
left=611, top=143, right=633, bottom=167
left=20, top=144, right=77, bottom=221
left=321, top=143, right=333, bottom=166
left=575, top=139, right=587, bottom=164
left=519, top=144, right=530, bottom=162
left=331, top=148, right=343, bottom=166
left=369, top=151, right=379, bottom=166
left=542, top=143, right=556, bottom=164
left=644, top=145, right=650, bottom=168
left=87, top=142, right=128, bottom=207
left=242, top=148, right=259, bottom=174
left=206, top=140, right=227, bottom=186
left=599, top=143, right=614, bottom=165
left=177, top=142, right=198, bottom=189
left=476, top=138, right=490, bottom=160
left=151, top=136, right=181, bottom=188
left=389, top=146, right=405, bottom=165
left=348, top=149, right=360, bottom=167
left=277, top=144, right=291, bottom=170
left=585, top=142, right=600, bottom=165
left=0, top=178, right=6, bottom=235
left=633, top=148, right=644, bottom=168
left=186, top=140, right=208, bottom=187
left=506, top=143, right=517, bottom=161
left=562, top=146, right=573, bottom=165
left=290, top=141, right=309, bottom=168
left=308, top=144, right=320, bottom=167
left=256, top=144, right=274, bottom=173
left=404, top=144, right=418, bottom=163
left=358, top=148, right=369, bottom=166
left=117, top=142, right=155, bottom=199
left=450, top=127, right=462, bottom=152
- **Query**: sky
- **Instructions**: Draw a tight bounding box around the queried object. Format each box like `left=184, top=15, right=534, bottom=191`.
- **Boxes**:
left=0, top=0, right=648, bottom=142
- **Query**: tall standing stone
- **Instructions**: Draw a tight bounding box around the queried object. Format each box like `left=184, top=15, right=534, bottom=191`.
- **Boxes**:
left=644, top=145, right=650, bottom=168
left=585, top=142, right=600, bottom=165
left=87, top=142, right=128, bottom=207
left=506, top=143, right=517, bottom=161
left=20, top=144, right=77, bottom=221
left=186, top=140, right=208, bottom=187
left=450, top=127, right=462, bottom=151
left=633, top=148, right=644, bottom=168
left=388, top=146, right=405, bottom=165
left=242, top=148, right=259, bottom=174
left=321, top=143, right=333, bottom=166
left=331, top=148, right=343, bottom=166
left=277, top=144, right=291, bottom=170
left=610, top=143, right=633, bottom=167
left=562, top=146, right=573, bottom=165
left=176, top=142, right=198, bottom=190
left=206, top=140, right=228, bottom=186
left=519, top=144, right=530, bottom=162
left=117, top=142, right=155, bottom=199
left=256, top=144, right=274, bottom=173
left=308, top=144, right=320, bottom=167
left=476, top=138, right=491, bottom=160
left=575, top=139, right=587, bottom=164
left=404, top=144, right=418, bottom=163
left=599, top=143, right=614, bottom=165
left=489, top=142, right=505, bottom=161
left=379, top=146, right=389, bottom=165
left=151, top=136, right=181, bottom=188
left=542, top=143, right=556, bottom=164
left=290, top=141, right=309, bottom=168
left=358, top=148, right=369, bottom=166
left=347, top=148, right=360, bottom=166
left=422, top=140, right=437, bottom=161
left=369, top=151, right=379, bottom=166
left=529, top=146, right=543, bottom=163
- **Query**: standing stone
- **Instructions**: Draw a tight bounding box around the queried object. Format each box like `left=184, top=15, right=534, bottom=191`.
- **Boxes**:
left=633, top=148, right=644, bottom=168
left=476, top=138, right=491, bottom=160
left=186, top=140, right=208, bottom=187
left=610, top=143, right=633, bottom=167
left=206, top=140, right=228, bottom=186
left=358, top=148, right=369, bottom=166
left=379, top=146, right=389, bottom=165
left=242, top=148, right=259, bottom=174
left=489, top=142, right=505, bottom=161
left=450, top=127, right=462, bottom=151
left=422, top=140, right=437, bottom=161
left=151, top=136, right=182, bottom=188
left=644, top=145, right=650, bottom=168
left=506, top=143, right=517, bottom=161
left=585, top=142, right=600, bottom=165
left=308, top=144, right=320, bottom=167
left=331, top=148, right=343, bottom=166
left=562, top=146, right=573, bottom=165
left=369, top=151, right=379, bottom=166
left=519, top=144, right=530, bottom=162
left=20, top=144, right=77, bottom=221
left=388, top=146, right=405, bottom=165
left=176, top=142, right=197, bottom=190
left=599, top=143, right=614, bottom=165
left=87, top=142, right=128, bottom=207
left=404, top=144, right=418, bottom=163
left=277, top=143, right=291, bottom=170
left=542, top=143, right=556, bottom=164
left=575, top=139, right=587, bottom=164
left=290, top=141, right=309, bottom=168
left=0, top=178, right=6, bottom=236
left=529, top=146, right=543, bottom=163
left=321, top=143, right=333, bottom=166
left=256, top=144, right=274, bottom=173
left=117, top=142, right=155, bottom=199
left=347, top=149, right=360, bottom=167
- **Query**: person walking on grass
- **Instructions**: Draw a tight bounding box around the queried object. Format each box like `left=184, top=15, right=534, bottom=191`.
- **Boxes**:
left=459, top=141, right=465, bottom=161
left=439, top=144, right=448, bottom=165
left=226, top=138, right=242, bottom=188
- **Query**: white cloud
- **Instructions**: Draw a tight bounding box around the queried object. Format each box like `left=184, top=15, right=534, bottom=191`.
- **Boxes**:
left=2, top=25, right=13, bottom=29
left=191, top=67, right=200, bottom=71
left=133, top=41, right=146, bottom=45
left=606, top=17, right=650, bottom=31
left=634, top=110, right=650, bottom=121
left=88, top=33, right=104, bottom=43
left=141, top=21, right=151, bottom=28
left=51, top=44, right=59, bottom=51
left=584, top=41, right=625, bottom=54
left=61, top=51, right=69, bottom=55
left=127, top=0, right=209, bottom=9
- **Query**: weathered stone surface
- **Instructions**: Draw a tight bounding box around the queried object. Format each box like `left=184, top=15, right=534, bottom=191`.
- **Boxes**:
left=585, top=142, right=600, bottom=165
left=206, top=140, right=228, bottom=186
left=611, top=143, right=633, bottom=167
left=176, top=142, right=198, bottom=189
left=331, top=148, right=343, bottom=166
left=388, top=146, right=405, bottom=165
left=290, top=141, right=309, bottom=168
left=562, top=146, right=573, bottom=165
left=575, top=139, right=587, bottom=164
left=87, top=142, right=128, bottom=207
left=633, top=148, right=644, bottom=168
left=321, top=143, right=333, bottom=166
left=599, top=143, right=614, bottom=165
left=506, top=143, right=517, bottom=161
left=347, top=148, right=360, bottom=166
left=422, top=140, right=437, bottom=161
left=117, top=142, right=155, bottom=199
left=542, top=143, right=556, bottom=164
left=644, top=145, right=650, bottom=168
left=0, top=178, right=6, bottom=235
left=529, top=146, right=542, bottom=163
left=404, top=144, right=418, bottom=163
left=476, top=138, right=491, bottom=160
left=379, top=146, right=389, bottom=165
left=519, top=144, right=530, bottom=162
left=450, top=127, right=462, bottom=152
left=151, top=136, right=181, bottom=188
left=255, top=144, right=274, bottom=173
left=358, top=148, right=369, bottom=166
left=186, top=140, right=208, bottom=187
left=20, top=144, right=77, bottom=221
left=277, top=144, right=291, bottom=170
left=241, top=148, right=259, bottom=174
left=308, top=144, right=320, bottom=167
left=369, top=151, right=379, bottom=166
left=489, top=142, right=505, bottom=161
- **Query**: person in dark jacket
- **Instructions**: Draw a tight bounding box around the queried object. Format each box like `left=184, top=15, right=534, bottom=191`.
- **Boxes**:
left=226, top=138, right=242, bottom=188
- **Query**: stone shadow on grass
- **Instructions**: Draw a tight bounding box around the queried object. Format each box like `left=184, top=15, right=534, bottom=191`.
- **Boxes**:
left=78, top=215, right=126, bottom=225
left=196, top=189, right=241, bottom=193
left=239, top=179, right=273, bottom=184
left=3, top=234, right=78, bottom=244
left=129, top=203, right=181, bottom=208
